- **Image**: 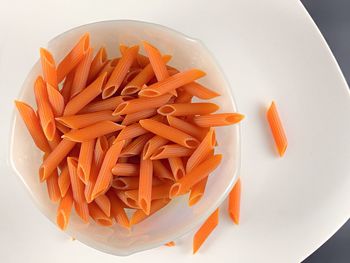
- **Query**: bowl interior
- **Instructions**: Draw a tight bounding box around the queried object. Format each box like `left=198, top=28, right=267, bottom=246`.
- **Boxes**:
left=10, top=20, right=240, bottom=255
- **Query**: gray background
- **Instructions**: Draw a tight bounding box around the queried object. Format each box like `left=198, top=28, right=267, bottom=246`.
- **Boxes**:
left=302, top=0, right=350, bottom=262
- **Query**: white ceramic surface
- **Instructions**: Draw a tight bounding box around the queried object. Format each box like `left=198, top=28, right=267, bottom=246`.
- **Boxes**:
left=9, top=20, right=240, bottom=256
left=1, top=0, right=350, bottom=262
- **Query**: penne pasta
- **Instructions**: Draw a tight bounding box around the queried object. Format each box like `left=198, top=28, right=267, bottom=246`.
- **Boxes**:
left=80, top=96, right=132, bottom=114
left=138, top=69, right=206, bottom=98
left=121, top=108, right=157, bottom=126
left=46, top=166, right=61, bottom=203
left=34, top=76, right=56, bottom=141
left=112, top=177, right=140, bottom=191
left=63, top=72, right=107, bottom=116
left=62, top=121, right=124, bottom=142
left=57, top=33, right=90, bottom=83
left=91, top=140, right=125, bottom=199
left=106, top=190, right=130, bottom=228
left=143, top=135, right=169, bottom=160
left=167, top=115, right=207, bottom=140
left=74, top=200, right=89, bottom=223
left=150, top=144, right=194, bottom=160
left=103, top=45, right=139, bottom=99
left=67, top=157, right=85, bottom=203
left=40, top=48, right=57, bottom=89
left=138, top=148, right=153, bottom=214
left=182, top=82, right=220, bottom=100
left=14, top=100, right=51, bottom=152
left=153, top=160, right=175, bottom=182
left=95, top=194, right=111, bottom=217
left=158, top=103, right=219, bottom=116
left=87, top=47, right=108, bottom=84
left=56, top=110, right=122, bottom=129
left=169, top=154, right=222, bottom=198
left=77, top=139, right=95, bottom=183
left=97, top=58, right=119, bottom=79
left=56, top=121, right=71, bottom=134
left=47, top=84, right=65, bottom=117
left=111, top=163, right=139, bottom=176
left=58, top=164, right=70, bottom=197
left=174, top=89, right=193, bottom=103
left=266, top=101, right=288, bottom=157
left=189, top=177, right=208, bottom=206
left=115, top=189, right=140, bottom=208
left=56, top=189, right=73, bottom=230
left=165, top=241, right=175, bottom=247
left=193, top=113, right=245, bottom=127
left=113, top=123, right=147, bottom=143
left=193, top=208, right=219, bottom=254
left=48, top=130, right=63, bottom=151
left=120, top=133, right=153, bottom=157
left=142, top=41, right=170, bottom=81
left=60, top=70, right=75, bottom=104
left=130, top=198, right=170, bottom=226
left=139, top=119, right=200, bottom=149
left=89, top=202, right=113, bottom=226
left=125, top=183, right=171, bottom=202
left=168, top=157, right=185, bottom=181
left=228, top=178, right=241, bottom=224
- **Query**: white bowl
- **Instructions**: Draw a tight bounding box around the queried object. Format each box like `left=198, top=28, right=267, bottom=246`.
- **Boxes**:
left=10, top=20, right=240, bottom=256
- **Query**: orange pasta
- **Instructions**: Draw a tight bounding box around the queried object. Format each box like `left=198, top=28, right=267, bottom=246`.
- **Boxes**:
left=112, top=163, right=139, bottom=176
left=121, top=108, right=157, bottom=126
left=193, top=208, right=219, bottom=254
left=193, top=113, right=245, bottom=127
left=120, top=133, right=153, bottom=157
left=115, top=190, right=139, bottom=208
left=88, top=202, right=112, bottom=226
left=151, top=144, right=194, bottom=160
left=122, top=68, right=143, bottom=87
left=153, top=160, right=175, bottom=182
left=91, top=140, right=125, bottom=199
left=266, top=101, right=288, bottom=157
left=114, top=123, right=147, bottom=143
left=80, top=96, right=132, bottom=114
left=14, top=100, right=51, bottom=152
left=70, top=47, right=93, bottom=98
left=139, top=119, right=200, bottom=149
left=95, top=194, right=111, bottom=217
left=126, top=183, right=171, bottom=202
left=87, top=47, right=108, bottom=84
left=165, top=241, right=175, bottom=247
left=158, top=103, right=219, bottom=116
left=182, top=82, right=220, bottom=100
left=189, top=177, right=208, bottom=206
left=40, top=48, right=58, bottom=89
left=228, top=178, right=241, bottom=224
left=98, top=58, right=118, bottom=79
left=174, top=89, right=193, bottom=103
left=168, top=157, right=185, bottom=181
left=106, top=190, right=130, bottom=228
left=58, top=165, right=70, bottom=197
left=113, top=93, right=172, bottom=115
left=47, top=84, right=64, bottom=117
left=56, top=189, right=73, bottom=230
left=56, top=110, right=122, bottom=129
left=186, top=128, right=216, bottom=173
left=48, top=130, right=63, bottom=150
left=138, top=148, right=153, bottom=214
left=60, top=70, right=75, bottom=104
left=63, top=72, right=107, bottom=116
left=143, top=135, right=169, bottom=160
left=130, top=198, right=170, bottom=226
left=77, top=139, right=95, bottom=183
left=56, top=121, right=70, bottom=134
left=34, top=76, right=56, bottom=141
left=46, top=165, right=61, bottom=203
left=63, top=121, right=124, bottom=142
left=67, top=157, right=85, bottom=203
left=169, top=154, right=222, bottom=198
left=39, top=139, right=76, bottom=181
left=112, top=177, right=140, bottom=190
left=143, top=41, right=170, bottom=81
left=103, top=45, right=139, bottom=99
left=74, top=200, right=89, bottom=223
left=138, top=69, right=205, bottom=98
left=167, top=115, right=207, bottom=140
left=57, top=33, right=90, bottom=83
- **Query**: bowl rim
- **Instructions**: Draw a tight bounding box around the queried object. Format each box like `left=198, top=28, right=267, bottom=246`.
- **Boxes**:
left=9, top=19, right=241, bottom=256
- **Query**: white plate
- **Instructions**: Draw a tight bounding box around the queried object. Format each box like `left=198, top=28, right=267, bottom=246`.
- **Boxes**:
left=0, top=0, right=350, bottom=262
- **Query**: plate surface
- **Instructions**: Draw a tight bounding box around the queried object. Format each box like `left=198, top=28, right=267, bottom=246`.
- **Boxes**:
left=0, top=0, right=350, bottom=262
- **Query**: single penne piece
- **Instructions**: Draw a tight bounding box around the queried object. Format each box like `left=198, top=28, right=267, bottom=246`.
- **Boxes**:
left=47, top=84, right=65, bottom=117
left=125, top=183, right=171, bottom=202
left=77, top=139, right=95, bottom=183
left=58, top=164, right=70, bottom=197
left=228, top=178, right=241, bottom=224
left=103, top=45, right=139, bottom=99
left=120, top=133, right=153, bottom=157
left=189, top=177, right=208, bottom=206
left=40, top=139, right=77, bottom=181
left=113, top=93, right=173, bottom=115
left=70, top=47, right=93, bottom=98
left=150, top=144, right=194, bottom=160
left=153, top=160, right=175, bottom=182
left=121, top=108, right=157, bottom=126
left=57, top=33, right=90, bottom=83
left=113, top=123, right=147, bottom=143
left=130, top=198, right=170, bottom=226
left=95, top=194, right=111, bottom=217
left=174, top=89, right=193, bottom=103
left=193, top=208, right=219, bottom=254
left=167, top=115, right=207, bottom=140
left=56, top=188, right=74, bottom=230
left=138, top=148, right=153, bottom=214
left=182, top=82, right=220, bottom=100
left=158, top=103, right=219, bottom=116
left=14, top=100, right=51, bottom=152
left=67, top=157, right=85, bottom=203
left=111, top=163, right=139, bottom=176
left=62, top=121, right=124, bottom=142
left=91, top=140, right=125, bottom=199
left=46, top=167, right=61, bottom=203
left=119, top=44, right=140, bottom=68
left=80, top=96, right=132, bottom=114
left=48, top=130, right=63, bottom=151
left=112, top=176, right=140, bottom=190
left=63, top=72, right=107, bottom=116
left=142, top=41, right=170, bottom=81
left=60, top=70, right=75, bottom=105
left=87, top=47, right=108, bottom=84
left=34, top=76, right=56, bottom=141
left=168, top=157, right=185, bottom=181
left=143, top=135, right=169, bottom=160
left=74, top=200, right=89, bottom=223
left=97, top=58, right=119, bottom=79
left=169, top=154, right=222, bottom=198
left=266, top=101, right=288, bottom=157
left=139, top=119, right=200, bottom=149
left=186, top=128, right=216, bottom=173
left=192, top=113, right=245, bottom=127
left=56, top=110, right=122, bottom=129
left=115, top=189, right=140, bottom=208
left=138, top=69, right=206, bottom=98
left=89, top=202, right=113, bottom=226
left=106, top=190, right=130, bottom=228
left=40, top=48, right=58, bottom=89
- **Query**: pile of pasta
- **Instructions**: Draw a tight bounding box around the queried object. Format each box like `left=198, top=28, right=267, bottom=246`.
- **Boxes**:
left=15, top=33, right=244, bottom=253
